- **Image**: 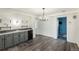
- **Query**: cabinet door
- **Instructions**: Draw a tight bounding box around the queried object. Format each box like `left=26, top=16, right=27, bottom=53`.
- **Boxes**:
left=4, top=34, right=13, bottom=48
left=28, top=30, right=33, bottom=40
left=13, top=33, right=19, bottom=45
left=24, top=31, right=28, bottom=41
left=19, top=32, right=25, bottom=43
left=0, top=35, right=4, bottom=49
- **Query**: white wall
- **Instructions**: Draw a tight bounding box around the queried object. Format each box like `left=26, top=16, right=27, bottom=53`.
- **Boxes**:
left=75, top=14, right=79, bottom=46
left=67, top=13, right=79, bottom=46
left=36, top=16, right=58, bottom=39
left=36, top=11, right=79, bottom=46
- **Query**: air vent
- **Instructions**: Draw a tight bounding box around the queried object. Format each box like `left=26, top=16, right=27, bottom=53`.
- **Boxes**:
left=62, top=10, right=66, bottom=12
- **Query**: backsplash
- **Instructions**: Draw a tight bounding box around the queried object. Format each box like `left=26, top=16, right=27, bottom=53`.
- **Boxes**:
left=0, top=10, right=33, bottom=30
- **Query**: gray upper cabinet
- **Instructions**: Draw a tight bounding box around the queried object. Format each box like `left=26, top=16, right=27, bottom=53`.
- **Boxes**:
left=13, top=33, right=20, bottom=45
left=0, top=35, right=4, bottom=49
left=4, top=34, right=13, bottom=48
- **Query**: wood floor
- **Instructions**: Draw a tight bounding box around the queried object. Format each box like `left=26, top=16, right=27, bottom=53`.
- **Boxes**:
left=4, top=35, right=79, bottom=51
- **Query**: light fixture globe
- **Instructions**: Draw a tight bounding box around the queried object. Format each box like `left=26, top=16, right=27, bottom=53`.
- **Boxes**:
left=40, top=8, right=48, bottom=21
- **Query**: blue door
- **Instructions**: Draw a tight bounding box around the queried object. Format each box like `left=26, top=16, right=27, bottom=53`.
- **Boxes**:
left=58, top=17, right=67, bottom=40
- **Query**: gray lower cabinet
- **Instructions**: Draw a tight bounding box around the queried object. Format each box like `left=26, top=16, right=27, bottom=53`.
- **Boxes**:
left=0, top=29, right=32, bottom=49
left=19, top=32, right=25, bottom=43
left=13, top=33, right=20, bottom=45
left=0, top=35, right=4, bottom=49
left=4, top=34, right=13, bottom=48
left=24, top=31, right=28, bottom=41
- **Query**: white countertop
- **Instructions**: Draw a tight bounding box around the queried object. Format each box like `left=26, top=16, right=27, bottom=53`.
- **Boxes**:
left=0, top=29, right=31, bottom=35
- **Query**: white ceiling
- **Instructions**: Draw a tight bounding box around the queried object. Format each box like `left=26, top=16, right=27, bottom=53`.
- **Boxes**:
left=13, top=8, right=79, bottom=16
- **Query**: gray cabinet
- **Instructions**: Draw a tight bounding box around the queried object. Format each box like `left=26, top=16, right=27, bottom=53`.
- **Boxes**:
left=13, top=33, right=19, bottom=45
left=0, top=35, right=4, bottom=49
left=28, top=30, right=33, bottom=40
left=19, top=32, right=25, bottom=42
left=4, top=34, right=13, bottom=48
left=0, top=29, right=33, bottom=50
left=24, top=31, right=28, bottom=41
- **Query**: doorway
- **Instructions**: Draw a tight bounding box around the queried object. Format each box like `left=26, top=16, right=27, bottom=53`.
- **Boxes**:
left=57, top=17, right=67, bottom=40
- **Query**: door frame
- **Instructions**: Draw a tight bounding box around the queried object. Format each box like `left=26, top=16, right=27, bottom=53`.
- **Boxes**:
left=57, top=16, right=67, bottom=40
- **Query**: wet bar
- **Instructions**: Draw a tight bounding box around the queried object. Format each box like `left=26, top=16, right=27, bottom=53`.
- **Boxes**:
left=0, top=28, right=33, bottom=50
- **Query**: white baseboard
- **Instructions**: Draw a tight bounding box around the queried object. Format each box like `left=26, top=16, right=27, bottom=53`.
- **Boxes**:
left=36, top=33, right=57, bottom=39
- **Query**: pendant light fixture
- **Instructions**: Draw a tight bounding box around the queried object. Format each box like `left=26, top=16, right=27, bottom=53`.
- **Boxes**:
left=39, top=8, right=48, bottom=21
